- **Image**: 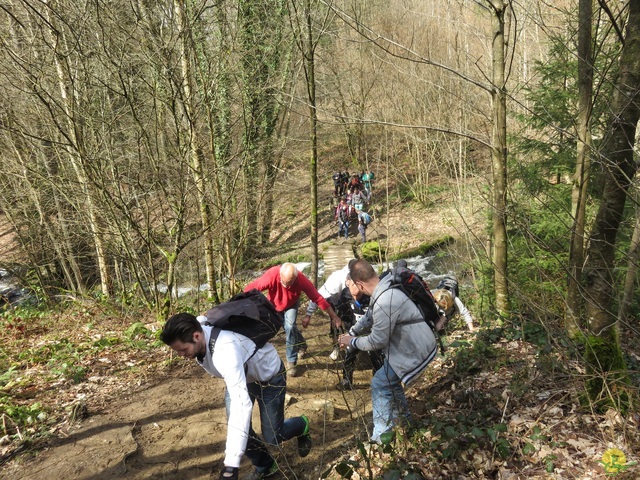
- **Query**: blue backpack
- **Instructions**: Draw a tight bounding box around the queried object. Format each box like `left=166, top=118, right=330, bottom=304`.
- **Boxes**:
left=436, top=276, right=459, bottom=297
left=360, top=212, right=372, bottom=225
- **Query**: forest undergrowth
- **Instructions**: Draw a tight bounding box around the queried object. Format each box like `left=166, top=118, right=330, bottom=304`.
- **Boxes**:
left=1, top=171, right=639, bottom=479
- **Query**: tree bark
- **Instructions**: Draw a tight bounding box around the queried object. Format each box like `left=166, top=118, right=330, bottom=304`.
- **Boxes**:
left=584, top=0, right=640, bottom=334
left=582, top=0, right=639, bottom=401
left=174, top=0, right=219, bottom=305
left=305, top=0, right=319, bottom=286
left=618, top=178, right=640, bottom=324
left=489, top=0, right=510, bottom=316
left=566, top=0, right=595, bottom=337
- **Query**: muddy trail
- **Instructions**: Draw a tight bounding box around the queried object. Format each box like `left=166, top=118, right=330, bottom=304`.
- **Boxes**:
left=1, top=183, right=480, bottom=480
left=1, top=240, right=370, bottom=480
left=2, top=315, right=389, bottom=480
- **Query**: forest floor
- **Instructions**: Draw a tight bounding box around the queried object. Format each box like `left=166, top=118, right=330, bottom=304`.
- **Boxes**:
left=1, top=169, right=639, bottom=479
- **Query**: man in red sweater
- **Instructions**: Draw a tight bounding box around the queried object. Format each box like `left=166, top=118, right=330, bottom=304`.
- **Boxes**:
left=245, top=263, right=341, bottom=376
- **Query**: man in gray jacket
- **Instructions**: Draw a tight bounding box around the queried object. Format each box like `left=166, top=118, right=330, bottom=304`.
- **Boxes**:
left=338, top=259, right=438, bottom=442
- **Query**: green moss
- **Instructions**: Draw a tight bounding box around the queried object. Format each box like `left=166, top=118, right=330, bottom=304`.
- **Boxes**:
left=360, top=241, right=384, bottom=261
left=582, top=332, right=630, bottom=414
left=359, top=236, right=455, bottom=263
left=391, top=236, right=455, bottom=260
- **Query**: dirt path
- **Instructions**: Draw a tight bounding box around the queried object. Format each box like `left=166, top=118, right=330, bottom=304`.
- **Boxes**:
left=2, top=316, right=382, bottom=480
left=1, top=238, right=367, bottom=480
left=1, top=180, right=467, bottom=480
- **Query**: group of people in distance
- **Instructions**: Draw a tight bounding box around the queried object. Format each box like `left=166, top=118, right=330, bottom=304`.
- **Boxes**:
left=161, top=259, right=475, bottom=480
left=332, top=169, right=374, bottom=198
left=333, top=170, right=374, bottom=242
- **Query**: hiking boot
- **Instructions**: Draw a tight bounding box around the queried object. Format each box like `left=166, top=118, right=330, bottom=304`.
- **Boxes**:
left=336, top=378, right=353, bottom=391
left=286, top=362, right=299, bottom=377
left=329, top=346, right=340, bottom=361
left=297, top=415, right=312, bottom=457
left=297, top=343, right=308, bottom=359
left=241, top=461, right=278, bottom=480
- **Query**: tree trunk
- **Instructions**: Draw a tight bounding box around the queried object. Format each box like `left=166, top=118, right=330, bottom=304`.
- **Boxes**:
left=46, top=9, right=110, bottom=297
left=566, top=0, right=595, bottom=337
left=174, top=0, right=219, bottom=305
left=305, top=0, right=319, bottom=286
left=618, top=178, right=640, bottom=324
left=489, top=0, right=509, bottom=316
left=583, top=0, right=640, bottom=406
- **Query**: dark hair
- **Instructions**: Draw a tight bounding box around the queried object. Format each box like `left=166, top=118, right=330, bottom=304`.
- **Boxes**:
left=160, top=312, right=203, bottom=345
left=348, top=258, right=358, bottom=270
left=349, top=259, right=376, bottom=282
left=397, top=259, right=408, bottom=269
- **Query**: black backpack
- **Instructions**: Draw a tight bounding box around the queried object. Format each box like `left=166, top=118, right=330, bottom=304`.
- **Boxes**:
left=436, top=276, right=459, bottom=297
left=381, top=268, right=446, bottom=353
left=204, top=289, right=283, bottom=356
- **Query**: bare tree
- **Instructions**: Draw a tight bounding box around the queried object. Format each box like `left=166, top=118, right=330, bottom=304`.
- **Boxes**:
left=289, top=0, right=333, bottom=285
left=618, top=174, right=640, bottom=324
left=487, top=0, right=510, bottom=316
left=173, top=0, right=220, bottom=305
left=326, top=0, right=514, bottom=314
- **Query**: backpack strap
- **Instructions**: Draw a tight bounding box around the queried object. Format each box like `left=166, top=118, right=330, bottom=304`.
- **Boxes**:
left=208, top=326, right=222, bottom=354
left=207, top=327, right=259, bottom=364
left=383, top=285, right=447, bottom=354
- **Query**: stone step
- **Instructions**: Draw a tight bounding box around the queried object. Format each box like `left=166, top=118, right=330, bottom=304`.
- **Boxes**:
left=323, top=242, right=355, bottom=277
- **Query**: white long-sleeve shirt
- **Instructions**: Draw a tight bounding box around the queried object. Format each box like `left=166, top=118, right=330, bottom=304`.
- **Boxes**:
left=445, top=297, right=473, bottom=327
left=305, top=264, right=350, bottom=316
left=196, top=325, right=282, bottom=468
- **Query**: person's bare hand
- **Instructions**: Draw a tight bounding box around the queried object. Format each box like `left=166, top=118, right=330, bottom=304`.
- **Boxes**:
left=338, top=334, right=353, bottom=347
left=301, top=315, right=311, bottom=329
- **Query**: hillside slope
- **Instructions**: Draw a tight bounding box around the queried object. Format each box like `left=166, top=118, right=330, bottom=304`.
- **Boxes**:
left=2, top=170, right=637, bottom=479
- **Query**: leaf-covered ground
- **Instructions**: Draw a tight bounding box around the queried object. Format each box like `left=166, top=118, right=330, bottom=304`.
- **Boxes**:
left=2, top=308, right=638, bottom=479
left=1, top=172, right=639, bottom=479
left=323, top=325, right=640, bottom=479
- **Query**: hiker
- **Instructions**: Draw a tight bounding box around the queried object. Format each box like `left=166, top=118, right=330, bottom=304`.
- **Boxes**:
left=332, top=171, right=342, bottom=196
left=335, top=198, right=350, bottom=239
left=357, top=209, right=372, bottom=242
left=340, top=170, right=350, bottom=196
left=337, top=259, right=438, bottom=443
left=245, top=263, right=341, bottom=376
left=432, top=276, right=475, bottom=332
left=344, top=188, right=353, bottom=209
left=302, top=260, right=356, bottom=361
left=335, top=275, right=384, bottom=391
left=359, top=186, right=371, bottom=208
left=362, top=170, right=374, bottom=197
left=350, top=186, right=365, bottom=211
left=160, top=313, right=312, bottom=480
left=349, top=174, right=363, bottom=191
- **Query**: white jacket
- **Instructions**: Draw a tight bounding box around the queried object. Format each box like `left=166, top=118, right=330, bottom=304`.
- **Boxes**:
left=196, top=326, right=282, bottom=468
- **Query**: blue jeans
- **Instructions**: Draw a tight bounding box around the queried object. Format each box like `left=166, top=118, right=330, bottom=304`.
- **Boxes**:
left=224, top=368, right=306, bottom=473
left=283, top=302, right=305, bottom=364
left=370, top=359, right=411, bottom=443
left=358, top=223, right=367, bottom=242
left=338, top=220, right=349, bottom=238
